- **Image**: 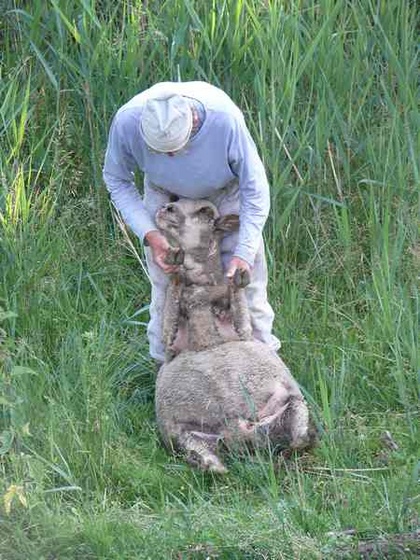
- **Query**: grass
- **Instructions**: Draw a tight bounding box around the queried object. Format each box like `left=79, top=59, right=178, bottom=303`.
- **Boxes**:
left=1, top=0, right=419, bottom=558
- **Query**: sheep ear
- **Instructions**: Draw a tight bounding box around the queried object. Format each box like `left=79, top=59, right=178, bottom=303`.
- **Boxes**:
left=214, top=214, right=240, bottom=233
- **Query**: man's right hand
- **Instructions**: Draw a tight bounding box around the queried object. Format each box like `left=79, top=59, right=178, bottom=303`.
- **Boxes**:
left=144, top=230, right=180, bottom=274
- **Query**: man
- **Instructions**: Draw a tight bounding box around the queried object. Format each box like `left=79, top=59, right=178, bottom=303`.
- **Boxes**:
left=103, top=81, right=280, bottom=363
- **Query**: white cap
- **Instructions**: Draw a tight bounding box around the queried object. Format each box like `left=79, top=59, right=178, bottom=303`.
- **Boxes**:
left=141, top=94, right=193, bottom=153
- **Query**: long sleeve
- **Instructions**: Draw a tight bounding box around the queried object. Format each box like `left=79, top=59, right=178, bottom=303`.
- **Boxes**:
left=102, top=113, right=156, bottom=240
left=228, top=113, right=270, bottom=266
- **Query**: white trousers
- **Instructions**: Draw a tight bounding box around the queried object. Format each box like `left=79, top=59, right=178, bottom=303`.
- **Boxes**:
left=143, top=179, right=281, bottom=362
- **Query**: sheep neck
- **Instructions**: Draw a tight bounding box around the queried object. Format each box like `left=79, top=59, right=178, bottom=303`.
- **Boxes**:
left=181, top=245, right=225, bottom=286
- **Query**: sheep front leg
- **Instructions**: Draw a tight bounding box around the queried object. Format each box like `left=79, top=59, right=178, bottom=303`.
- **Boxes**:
left=162, top=281, right=183, bottom=362
left=231, top=289, right=253, bottom=341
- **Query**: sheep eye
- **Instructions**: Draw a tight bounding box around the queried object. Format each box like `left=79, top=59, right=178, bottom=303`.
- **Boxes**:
left=197, top=207, right=214, bottom=219
left=166, top=205, right=175, bottom=213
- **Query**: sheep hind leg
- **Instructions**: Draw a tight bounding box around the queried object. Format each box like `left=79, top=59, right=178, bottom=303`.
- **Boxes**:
left=237, top=394, right=312, bottom=451
left=270, top=396, right=312, bottom=451
left=258, top=389, right=313, bottom=451
left=177, top=431, right=227, bottom=474
left=285, top=397, right=317, bottom=450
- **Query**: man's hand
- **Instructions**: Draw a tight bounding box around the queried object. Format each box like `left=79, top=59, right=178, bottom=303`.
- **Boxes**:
left=145, top=230, right=180, bottom=274
left=226, top=256, right=251, bottom=288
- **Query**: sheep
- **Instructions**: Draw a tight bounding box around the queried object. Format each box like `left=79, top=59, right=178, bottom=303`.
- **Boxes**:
left=154, top=198, right=314, bottom=473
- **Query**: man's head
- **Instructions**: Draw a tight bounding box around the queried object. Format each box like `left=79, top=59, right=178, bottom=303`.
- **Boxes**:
left=141, top=94, right=193, bottom=154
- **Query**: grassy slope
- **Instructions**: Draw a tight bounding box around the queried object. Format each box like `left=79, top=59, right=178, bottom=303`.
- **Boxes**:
left=0, top=0, right=419, bottom=558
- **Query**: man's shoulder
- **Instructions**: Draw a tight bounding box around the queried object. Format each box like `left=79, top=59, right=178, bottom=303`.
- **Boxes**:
left=188, top=82, right=243, bottom=117
left=111, top=98, right=145, bottom=134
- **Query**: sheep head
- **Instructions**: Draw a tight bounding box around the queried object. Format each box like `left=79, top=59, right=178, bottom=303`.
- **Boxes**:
left=156, top=199, right=239, bottom=284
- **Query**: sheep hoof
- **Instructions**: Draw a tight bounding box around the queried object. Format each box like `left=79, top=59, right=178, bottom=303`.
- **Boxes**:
left=186, top=448, right=227, bottom=473
left=233, top=268, right=250, bottom=288
left=165, top=247, right=185, bottom=266
left=208, top=462, right=228, bottom=474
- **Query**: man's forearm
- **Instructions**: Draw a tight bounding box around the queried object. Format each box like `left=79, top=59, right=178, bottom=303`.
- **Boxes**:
left=103, top=174, right=156, bottom=240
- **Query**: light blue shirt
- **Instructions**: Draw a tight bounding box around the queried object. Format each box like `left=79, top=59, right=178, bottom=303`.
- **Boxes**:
left=103, top=81, right=270, bottom=266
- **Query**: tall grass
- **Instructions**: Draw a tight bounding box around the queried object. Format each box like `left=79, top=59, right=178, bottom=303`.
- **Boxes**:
left=1, top=0, right=419, bottom=557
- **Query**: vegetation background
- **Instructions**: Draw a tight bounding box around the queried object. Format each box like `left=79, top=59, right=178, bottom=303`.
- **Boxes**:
left=1, top=0, right=419, bottom=558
